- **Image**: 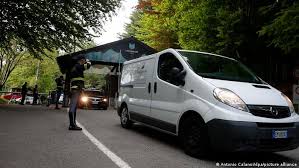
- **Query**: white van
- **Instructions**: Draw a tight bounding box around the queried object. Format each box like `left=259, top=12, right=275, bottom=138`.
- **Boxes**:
left=117, top=49, right=299, bottom=156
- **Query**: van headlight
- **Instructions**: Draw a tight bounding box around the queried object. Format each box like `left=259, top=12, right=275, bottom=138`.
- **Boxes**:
left=213, top=88, right=249, bottom=112
left=281, top=93, right=295, bottom=114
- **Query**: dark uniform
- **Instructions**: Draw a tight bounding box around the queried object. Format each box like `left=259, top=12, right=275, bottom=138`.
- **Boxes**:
left=20, top=82, right=28, bottom=105
left=33, top=85, right=38, bottom=105
left=68, top=55, right=91, bottom=130
left=55, top=76, right=64, bottom=109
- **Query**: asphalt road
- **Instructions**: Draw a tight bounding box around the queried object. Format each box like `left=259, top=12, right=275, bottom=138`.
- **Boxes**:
left=0, top=104, right=299, bottom=168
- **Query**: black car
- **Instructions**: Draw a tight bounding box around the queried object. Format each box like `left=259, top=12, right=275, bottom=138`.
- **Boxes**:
left=78, top=89, right=108, bottom=110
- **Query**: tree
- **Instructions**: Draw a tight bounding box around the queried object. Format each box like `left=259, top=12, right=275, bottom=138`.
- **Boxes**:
left=121, top=0, right=180, bottom=51
left=125, top=0, right=298, bottom=58
left=173, top=0, right=222, bottom=52
left=0, top=0, right=121, bottom=57
left=84, top=73, right=106, bottom=89
left=6, top=50, right=61, bottom=93
left=0, top=40, right=25, bottom=90
left=119, top=10, right=143, bottom=39
left=258, top=0, right=299, bottom=54
left=122, top=0, right=298, bottom=86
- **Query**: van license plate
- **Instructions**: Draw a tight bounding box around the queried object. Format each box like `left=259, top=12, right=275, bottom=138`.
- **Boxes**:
left=272, top=130, right=288, bottom=139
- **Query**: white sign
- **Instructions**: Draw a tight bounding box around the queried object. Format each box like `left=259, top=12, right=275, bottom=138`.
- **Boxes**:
left=293, top=85, right=299, bottom=104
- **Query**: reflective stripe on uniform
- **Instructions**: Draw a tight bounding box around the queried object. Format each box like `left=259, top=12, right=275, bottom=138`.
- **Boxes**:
left=71, top=77, right=84, bottom=82
left=71, top=86, right=78, bottom=89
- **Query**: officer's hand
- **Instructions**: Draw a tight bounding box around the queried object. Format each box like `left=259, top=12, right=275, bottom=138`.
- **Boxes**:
left=84, top=61, right=91, bottom=70
left=87, top=61, right=91, bottom=65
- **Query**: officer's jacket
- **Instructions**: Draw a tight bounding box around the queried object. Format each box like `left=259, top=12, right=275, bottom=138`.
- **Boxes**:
left=21, top=84, right=27, bottom=94
left=55, top=78, right=64, bottom=90
left=70, top=62, right=91, bottom=90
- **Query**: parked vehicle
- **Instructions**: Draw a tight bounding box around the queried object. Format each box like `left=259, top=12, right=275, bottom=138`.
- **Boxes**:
left=2, top=92, right=22, bottom=101
left=78, top=89, right=108, bottom=110
left=25, top=96, right=39, bottom=105
left=15, top=97, right=22, bottom=103
left=58, top=93, right=64, bottom=104
left=117, top=48, right=299, bottom=156
left=46, top=90, right=63, bottom=105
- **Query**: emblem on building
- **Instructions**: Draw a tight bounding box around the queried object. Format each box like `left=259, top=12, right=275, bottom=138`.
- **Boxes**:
left=129, top=43, right=135, bottom=50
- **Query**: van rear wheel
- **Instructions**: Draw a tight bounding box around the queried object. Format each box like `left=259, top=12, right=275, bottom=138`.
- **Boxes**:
left=180, top=116, right=209, bottom=157
left=120, top=106, right=132, bottom=129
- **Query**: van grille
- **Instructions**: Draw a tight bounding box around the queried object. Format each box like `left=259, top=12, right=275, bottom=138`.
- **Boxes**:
left=256, top=122, right=294, bottom=128
left=247, top=105, right=290, bottom=119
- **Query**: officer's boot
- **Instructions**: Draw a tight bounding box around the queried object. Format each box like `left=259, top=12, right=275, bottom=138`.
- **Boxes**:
left=73, top=111, right=82, bottom=130
left=68, top=112, right=82, bottom=131
left=74, top=111, right=77, bottom=126
left=68, top=112, right=75, bottom=127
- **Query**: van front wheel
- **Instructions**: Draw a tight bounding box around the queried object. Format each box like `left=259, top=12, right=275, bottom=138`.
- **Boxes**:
left=120, top=106, right=132, bottom=129
left=180, top=116, right=209, bottom=157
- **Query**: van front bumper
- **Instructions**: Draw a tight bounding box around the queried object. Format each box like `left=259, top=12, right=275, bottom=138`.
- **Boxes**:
left=207, top=119, right=299, bottom=152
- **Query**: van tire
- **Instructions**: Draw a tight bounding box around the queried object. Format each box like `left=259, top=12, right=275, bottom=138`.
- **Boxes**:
left=180, top=115, right=209, bottom=157
left=120, top=106, right=132, bottom=129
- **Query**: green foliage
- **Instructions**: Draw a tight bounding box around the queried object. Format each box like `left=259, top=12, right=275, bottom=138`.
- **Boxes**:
left=123, top=0, right=179, bottom=51
left=0, top=0, right=121, bottom=57
left=0, top=40, right=26, bottom=90
left=124, top=0, right=298, bottom=58
left=120, top=11, right=143, bottom=39
left=6, top=50, right=61, bottom=93
left=259, top=1, right=299, bottom=54
left=84, top=73, right=106, bottom=89
left=174, top=0, right=222, bottom=52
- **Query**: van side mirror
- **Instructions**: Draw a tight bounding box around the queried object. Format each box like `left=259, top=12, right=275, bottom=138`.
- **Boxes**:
left=170, top=67, right=186, bottom=86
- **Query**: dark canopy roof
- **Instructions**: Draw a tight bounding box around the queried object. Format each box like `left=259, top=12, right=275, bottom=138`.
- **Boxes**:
left=56, top=37, right=156, bottom=74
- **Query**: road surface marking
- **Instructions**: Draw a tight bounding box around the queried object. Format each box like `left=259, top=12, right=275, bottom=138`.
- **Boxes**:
left=76, top=121, right=132, bottom=168
left=66, top=108, right=131, bottom=168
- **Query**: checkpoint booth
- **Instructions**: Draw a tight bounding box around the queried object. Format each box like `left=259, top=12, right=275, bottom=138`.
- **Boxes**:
left=56, top=37, right=156, bottom=107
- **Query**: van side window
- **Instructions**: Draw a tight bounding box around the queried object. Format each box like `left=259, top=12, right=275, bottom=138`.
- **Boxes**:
left=158, top=53, right=183, bottom=86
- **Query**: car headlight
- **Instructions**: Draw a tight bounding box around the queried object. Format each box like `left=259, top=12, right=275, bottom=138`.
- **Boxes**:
left=81, top=96, right=88, bottom=103
left=281, top=93, right=295, bottom=114
left=103, top=98, right=107, bottom=102
left=213, top=88, right=249, bottom=112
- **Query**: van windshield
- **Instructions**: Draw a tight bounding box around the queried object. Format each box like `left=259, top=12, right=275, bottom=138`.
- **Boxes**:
left=178, top=51, right=262, bottom=84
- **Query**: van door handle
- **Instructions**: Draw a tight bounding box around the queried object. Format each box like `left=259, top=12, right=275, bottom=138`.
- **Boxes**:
left=154, top=82, right=157, bottom=93
left=148, top=82, right=151, bottom=93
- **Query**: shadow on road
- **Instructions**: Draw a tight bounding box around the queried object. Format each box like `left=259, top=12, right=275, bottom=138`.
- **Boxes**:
left=125, top=122, right=299, bottom=164
left=124, top=123, right=181, bottom=149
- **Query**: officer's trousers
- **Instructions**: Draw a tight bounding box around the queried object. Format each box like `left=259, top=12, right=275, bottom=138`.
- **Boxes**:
left=20, top=93, right=26, bottom=105
left=68, top=89, right=81, bottom=127
left=55, top=89, right=62, bottom=108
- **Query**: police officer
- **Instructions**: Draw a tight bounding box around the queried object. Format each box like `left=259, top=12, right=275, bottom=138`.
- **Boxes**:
left=55, top=75, right=64, bottom=109
left=68, top=54, right=91, bottom=130
left=32, top=84, right=38, bottom=105
left=20, top=82, right=28, bottom=105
